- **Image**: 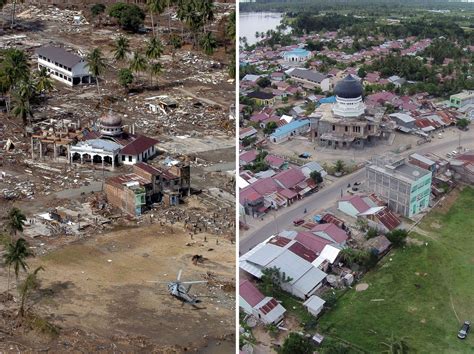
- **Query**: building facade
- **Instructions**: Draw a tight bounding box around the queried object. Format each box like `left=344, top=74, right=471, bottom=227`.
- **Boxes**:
left=365, top=155, right=432, bottom=217
left=36, top=46, right=92, bottom=86
left=449, top=91, right=474, bottom=108
left=315, top=75, right=384, bottom=149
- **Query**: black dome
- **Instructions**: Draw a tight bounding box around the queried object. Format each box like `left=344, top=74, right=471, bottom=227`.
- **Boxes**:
left=334, top=74, right=363, bottom=99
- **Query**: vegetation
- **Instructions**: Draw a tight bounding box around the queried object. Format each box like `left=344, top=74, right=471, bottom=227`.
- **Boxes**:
left=19, top=266, right=44, bottom=317
left=457, top=118, right=470, bottom=130
left=86, top=48, right=106, bottom=98
left=109, top=3, right=146, bottom=32
left=334, top=159, right=345, bottom=174
left=6, top=207, right=26, bottom=237
left=3, top=237, right=33, bottom=297
left=318, top=187, right=474, bottom=352
left=90, top=4, right=106, bottom=18
left=118, top=68, right=134, bottom=91
left=113, top=35, right=130, bottom=62
left=200, top=31, right=218, bottom=56
left=243, top=150, right=269, bottom=173
left=386, top=229, right=408, bottom=247
left=279, top=332, right=314, bottom=354
left=263, top=121, right=277, bottom=135
left=146, top=0, right=166, bottom=36
left=310, top=170, right=323, bottom=184
left=260, top=266, right=293, bottom=297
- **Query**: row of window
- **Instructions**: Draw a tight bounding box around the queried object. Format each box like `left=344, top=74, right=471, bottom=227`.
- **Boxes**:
left=38, top=55, right=72, bottom=72
left=40, top=65, right=73, bottom=82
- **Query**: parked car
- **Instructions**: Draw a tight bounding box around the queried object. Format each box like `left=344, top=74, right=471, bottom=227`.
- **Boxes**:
left=299, top=153, right=311, bottom=159
left=293, top=219, right=305, bottom=226
left=352, top=187, right=359, bottom=191
left=458, top=321, right=470, bottom=339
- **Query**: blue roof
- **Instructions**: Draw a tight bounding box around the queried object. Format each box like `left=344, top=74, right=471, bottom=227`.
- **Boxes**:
left=283, top=48, right=310, bottom=58
left=271, top=119, right=310, bottom=138
left=319, top=96, right=336, bottom=104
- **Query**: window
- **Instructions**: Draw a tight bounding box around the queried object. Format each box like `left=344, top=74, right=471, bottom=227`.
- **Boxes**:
left=332, top=125, right=335, bottom=131
left=345, top=126, right=348, bottom=132
left=122, top=155, right=125, bottom=161
left=128, top=156, right=132, bottom=162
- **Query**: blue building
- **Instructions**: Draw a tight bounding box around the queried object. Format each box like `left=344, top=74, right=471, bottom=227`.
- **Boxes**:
left=270, top=119, right=310, bottom=143
left=283, top=48, right=311, bottom=63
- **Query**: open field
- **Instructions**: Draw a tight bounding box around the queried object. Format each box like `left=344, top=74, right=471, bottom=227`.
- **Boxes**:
left=318, top=187, right=474, bottom=353
left=0, top=223, right=235, bottom=352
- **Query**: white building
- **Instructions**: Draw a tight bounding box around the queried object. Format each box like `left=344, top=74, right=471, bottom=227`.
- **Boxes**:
left=69, top=111, right=158, bottom=168
left=36, top=46, right=92, bottom=86
left=303, top=295, right=326, bottom=317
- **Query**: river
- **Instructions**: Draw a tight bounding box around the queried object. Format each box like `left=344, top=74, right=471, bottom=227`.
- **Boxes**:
left=239, top=12, right=283, bottom=45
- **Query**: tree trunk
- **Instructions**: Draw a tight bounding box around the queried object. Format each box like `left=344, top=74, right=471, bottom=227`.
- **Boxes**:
left=7, top=266, right=11, bottom=299
left=150, top=11, right=155, bottom=36
left=96, top=78, right=101, bottom=102
left=11, top=0, right=16, bottom=28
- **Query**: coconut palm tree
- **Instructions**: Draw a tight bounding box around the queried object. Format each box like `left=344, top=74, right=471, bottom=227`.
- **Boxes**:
left=169, top=34, right=182, bottom=60
left=10, top=0, right=25, bottom=28
left=11, top=89, right=33, bottom=126
left=200, top=31, right=217, bottom=56
left=145, top=36, right=164, bottom=60
left=113, top=35, right=130, bottom=62
left=86, top=48, right=106, bottom=97
left=129, top=51, right=148, bottom=83
left=3, top=237, right=33, bottom=298
left=35, top=67, right=54, bottom=95
left=6, top=207, right=26, bottom=238
left=148, top=62, right=162, bottom=87
left=147, top=0, right=166, bottom=36
left=1, top=48, right=30, bottom=112
left=18, top=266, right=44, bottom=317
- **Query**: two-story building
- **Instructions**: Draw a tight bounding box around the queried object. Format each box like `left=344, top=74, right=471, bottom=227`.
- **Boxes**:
left=36, top=46, right=93, bottom=86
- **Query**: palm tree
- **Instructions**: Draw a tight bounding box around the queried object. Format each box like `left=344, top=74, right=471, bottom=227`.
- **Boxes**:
left=148, top=62, right=162, bottom=87
left=10, top=0, right=25, bottom=28
left=170, top=34, right=183, bottom=61
left=1, top=48, right=30, bottom=112
left=11, top=89, right=33, bottom=126
left=334, top=159, right=345, bottom=173
left=147, top=0, right=166, bottom=36
left=35, top=67, right=54, bottom=95
left=18, top=266, right=44, bottom=317
left=129, top=51, right=148, bottom=83
left=225, top=11, right=235, bottom=53
left=200, top=31, right=217, bottom=56
left=86, top=48, right=106, bottom=97
left=145, top=36, right=164, bottom=60
left=113, top=35, right=130, bottom=62
left=3, top=237, right=33, bottom=298
left=6, top=207, right=26, bottom=238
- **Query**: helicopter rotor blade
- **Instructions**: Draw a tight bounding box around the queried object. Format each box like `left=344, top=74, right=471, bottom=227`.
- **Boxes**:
left=177, top=269, right=182, bottom=282
left=180, top=280, right=207, bottom=285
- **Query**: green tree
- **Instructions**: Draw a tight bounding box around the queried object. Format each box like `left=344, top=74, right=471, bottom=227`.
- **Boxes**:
left=257, top=76, right=271, bottom=88
left=6, top=207, right=26, bottom=237
left=279, top=332, right=314, bottom=354
left=146, top=36, right=164, bottom=60
left=3, top=237, right=33, bottom=298
left=310, top=170, right=323, bottom=184
left=129, top=51, right=148, bottom=82
left=85, top=48, right=106, bottom=97
left=146, top=0, right=166, bottom=36
left=0, top=48, right=30, bottom=112
left=109, top=3, right=145, bottom=32
left=148, top=62, right=162, bottom=87
left=91, top=3, right=106, bottom=25
left=170, top=34, right=183, bottom=61
left=457, top=118, right=470, bottom=130
left=386, top=229, right=408, bottom=247
left=260, top=266, right=292, bottom=296
left=18, top=266, right=44, bottom=317
left=118, top=68, right=134, bottom=91
left=367, top=227, right=378, bottom=239
left=200, top=31, right=217, bottom=56
left=11, top=86, right=33, bottom=126
left=113, top=35, right=130, bottom=62
left=35, top=67, right=54, bottom=95
left=334, top=159, right=345, bottom=173
left=263, top=121, right=277, bottom=135
left=10, top=0, right=25, bottom=28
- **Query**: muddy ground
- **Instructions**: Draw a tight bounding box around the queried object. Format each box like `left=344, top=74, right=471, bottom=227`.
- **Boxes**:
left=0, top=223, right=235, bottom=352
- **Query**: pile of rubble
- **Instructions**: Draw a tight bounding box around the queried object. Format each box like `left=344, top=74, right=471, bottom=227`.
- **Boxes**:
left=16, top=5, right=89, bottom=33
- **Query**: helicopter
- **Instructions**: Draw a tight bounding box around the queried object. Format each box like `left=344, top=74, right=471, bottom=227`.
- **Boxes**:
left=148, top=269, right=207, bottom=307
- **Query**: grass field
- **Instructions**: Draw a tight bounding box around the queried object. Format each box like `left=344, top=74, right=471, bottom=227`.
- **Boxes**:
left=318, top=187, right=474, bottom=353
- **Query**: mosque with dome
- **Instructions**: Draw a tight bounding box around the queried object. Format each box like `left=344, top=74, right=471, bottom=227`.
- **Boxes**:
left=313, top=74, right=385, bottom=149
left=69, top=110, right=158, bottom=168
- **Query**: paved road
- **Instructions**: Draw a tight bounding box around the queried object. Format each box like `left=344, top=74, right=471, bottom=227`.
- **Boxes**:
left=240, top=130, right=474, bottom=253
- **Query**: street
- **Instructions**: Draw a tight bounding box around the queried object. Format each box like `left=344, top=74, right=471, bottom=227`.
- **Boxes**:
left=240, top=129, right=474, bottom=253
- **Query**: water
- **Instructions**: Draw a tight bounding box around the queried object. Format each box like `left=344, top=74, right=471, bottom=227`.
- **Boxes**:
left=239, top=12, right=283, bottom=45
